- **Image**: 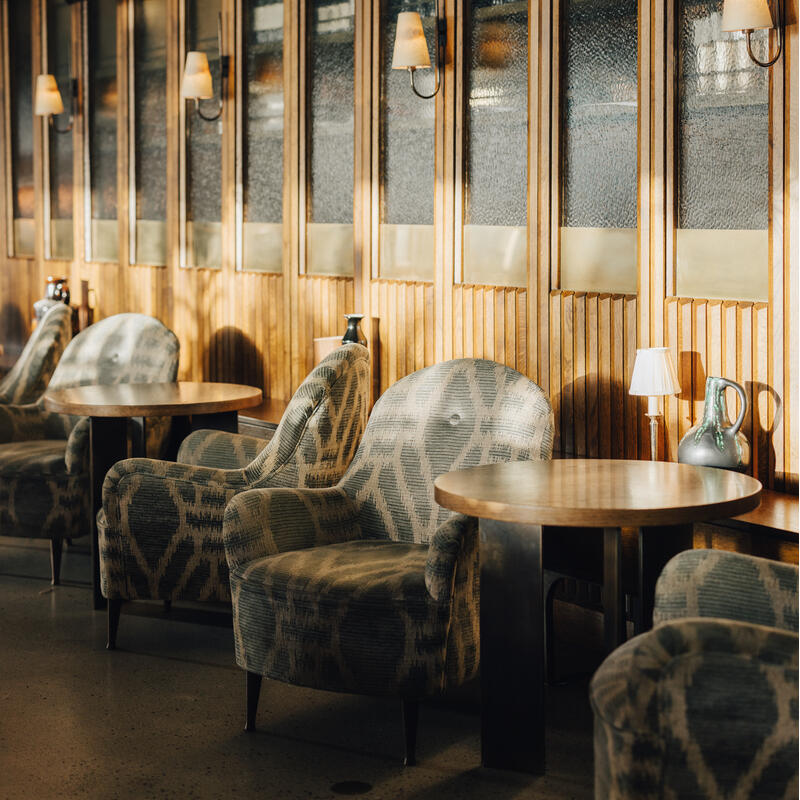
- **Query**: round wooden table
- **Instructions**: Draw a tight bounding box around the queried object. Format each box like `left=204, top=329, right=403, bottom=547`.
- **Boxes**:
left=44, top=382, right=262, bottom=609
left=434, top=459, right=762, bottom=775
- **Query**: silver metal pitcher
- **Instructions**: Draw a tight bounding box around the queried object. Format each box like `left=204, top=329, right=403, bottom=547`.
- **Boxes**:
left=678, top=376, right=750, bottom=471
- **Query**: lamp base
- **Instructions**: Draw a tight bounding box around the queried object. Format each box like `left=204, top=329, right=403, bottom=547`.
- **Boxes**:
left=646, top=414, right=660, bottom=461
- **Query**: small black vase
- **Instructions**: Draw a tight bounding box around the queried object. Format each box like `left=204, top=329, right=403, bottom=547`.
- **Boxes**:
left=342, top=314, right=367, bottom=346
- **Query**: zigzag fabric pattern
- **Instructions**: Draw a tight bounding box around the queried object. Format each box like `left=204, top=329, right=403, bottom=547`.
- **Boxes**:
left=98, top=343, right=370, bottom=603
left=0, top=314, right=179, bottom=542
left=224, top=358, right=553, bottom=698
left=591, top=549, right=799, bottom=800
left=0, top=303, right=72, bottom=405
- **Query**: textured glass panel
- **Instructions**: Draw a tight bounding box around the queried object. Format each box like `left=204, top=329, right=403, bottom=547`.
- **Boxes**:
left=307, top=0, right=354, bottom=276
left=380, top=0, right=435, bottom=281
left=463, top=0, right=527, bottom=287
left=676, top=0, right=769, bottom=301
left=47, top=0, right=73, bottom=260
left=8, top=2, right=34, bottom=256
left=133, top=0, right=167, bottom=266
left=242, top=0, right=284, bottom=272
left=186, top=0, right=222, bottom=268
left=89, top=0, right=118, bottom=263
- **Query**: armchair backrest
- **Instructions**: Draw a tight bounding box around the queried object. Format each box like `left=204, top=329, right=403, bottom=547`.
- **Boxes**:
left=0, top=303, right=72, bottom=404
left=45, top=313, right=179, bottom=394
left=341, top=359, right=554, bottom=544
left=245, top=343, right=370, bottom=489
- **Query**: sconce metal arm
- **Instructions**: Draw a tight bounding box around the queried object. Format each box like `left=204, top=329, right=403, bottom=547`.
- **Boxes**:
left=745, top=0, right=783, bottom=67
left=50, top=78, right=77, bottom=134
left=192, top=13, right=230, bottom=123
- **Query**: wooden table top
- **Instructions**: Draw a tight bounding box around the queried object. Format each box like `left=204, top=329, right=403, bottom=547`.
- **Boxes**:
left=43, top=381, right=263, bottom=418
left=728, top=487, right=799, bottom=535
left=434, top=459, right=762, bottom=528
left=240, top=397, right=291, bottom=425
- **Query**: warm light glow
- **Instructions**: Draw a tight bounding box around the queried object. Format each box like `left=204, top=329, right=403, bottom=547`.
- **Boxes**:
left=34, top=74, right=64, bottom=116
left=181, top=51, right=214, bottom=99
left=629, top=348, right=681, bottom=398
left=392, top=12, right=431, bottom=70
left=721, top=0, right=774, bottom=31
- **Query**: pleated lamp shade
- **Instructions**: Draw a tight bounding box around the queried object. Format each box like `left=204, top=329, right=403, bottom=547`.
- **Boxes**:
left=34, top=74, right=64, bottom=116
left=721, top=0, right=774, bottom=31
left=181, top=52, right=214, bottom=99
left=392, top=12, right=431, bottom=69
left=629, top=348, right=681, bottom=397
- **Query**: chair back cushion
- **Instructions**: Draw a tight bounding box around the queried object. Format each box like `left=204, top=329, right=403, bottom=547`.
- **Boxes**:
left=244, top=343, right=370, bottom=488
left=342, top=358, right=553, bottom=544
left=0, top=303, right=72, bottom=404
left=46, top=313, right=179, bottom=393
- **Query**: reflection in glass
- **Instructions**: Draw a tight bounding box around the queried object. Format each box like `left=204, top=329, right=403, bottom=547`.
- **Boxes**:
left=676, top=0, right=769, bottom=300
left=8, top=2, right=34, bottom=256
left=185, top=0, right=222, bottom=268
left=560, top=0, right=637, bottom=293
left=306, top=0, right=354, bottom=276
left=133, top=0, right=167, bottom=265
left=463, top=0, right=527, bottom=287
left=380, top=0, right=435, bottom=281
left=47, top=0, right=73, bottom=260
left=89, top=0, right=117, bottom=263
left=242, top=0, right=283, bottom=272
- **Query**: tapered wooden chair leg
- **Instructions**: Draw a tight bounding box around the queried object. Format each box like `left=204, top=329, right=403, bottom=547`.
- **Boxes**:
left=245, top=672, right=262, bottom=732
left=50, top=538, right=63, bottom=586
left=402, top=700, right=419, bottom=766
left=107, top=599, right=123, bottom=650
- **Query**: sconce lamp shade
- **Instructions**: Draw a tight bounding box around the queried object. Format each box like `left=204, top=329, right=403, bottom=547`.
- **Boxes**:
left=181, top=51, right=214, bottom=99
left=34, top=74, right=64, bottom=116
left=392, top=12, right=431, bottom=69
left=721, top=0, right=774, bottom=30
left=629, top=348, right=681, bottom=397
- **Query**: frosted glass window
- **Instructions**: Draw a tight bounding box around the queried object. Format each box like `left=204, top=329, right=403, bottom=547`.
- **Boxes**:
left=559, top=0, right=637, bottom=294
left=463, top=0, right=527, bottom=287
left=88, top=0, right=118, bottom=263
left=47, top=0, right=73, bottom=260
left=676, top=0, right=769, bottom=301
left=242, top=0, right=284, bottom=273
left=132, top=0, right=167, bottom=266
left=379, top=0, right=435, bottom=281
left=185, top=0, right=222, bottom=269
left=8, top=2, right=34, bottom=256
left=306, top=0, right=354, bottom=277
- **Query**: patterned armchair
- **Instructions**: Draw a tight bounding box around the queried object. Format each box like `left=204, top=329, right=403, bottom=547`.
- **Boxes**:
left=99, top=343, right=370, bottom=646
left=0, top=303, right=72, bottom=405
left=0, top=313, right=179, bottom=584
left=591, top=549, right=798, bottom=800
left=222, top=358, right=554, bottom=764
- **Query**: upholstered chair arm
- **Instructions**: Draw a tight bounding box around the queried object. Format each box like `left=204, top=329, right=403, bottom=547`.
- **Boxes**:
left=64, top=417, right=91, bottom=474
left=177, top=429, right=270, bottom=469
left=223, top=487, right=361, bottom=573
left=0, top=402, right=74, bottom=444
left=425, top=514, right=478, bottom=602
left=591, top=618, right=798, bottom=800
left=654, top=549, right=799, bottom=633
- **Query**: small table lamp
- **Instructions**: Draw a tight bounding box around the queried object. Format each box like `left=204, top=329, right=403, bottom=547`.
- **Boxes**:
left=629, top=347, right=681, bottom=461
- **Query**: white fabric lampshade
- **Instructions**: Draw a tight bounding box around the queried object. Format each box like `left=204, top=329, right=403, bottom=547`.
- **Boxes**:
left=34, top=74, right=64, bottom=116
left=629, top=348, right=681, bottom=397
left=181, top=51, right=214, bottom=99
left=721, top=0, right=774, bottom=31
left=392, top=12, right=431, bottom=70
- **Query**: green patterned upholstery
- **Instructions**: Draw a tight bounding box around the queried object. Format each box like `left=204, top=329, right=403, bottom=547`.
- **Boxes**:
left=591, top=550, right=799, bottom=800
left=0, top=303, right=72, bottom=405
left=98, top=343, right=370, bottom=605
left=0, top=314, right=179, bottom=550
left=224, top=359, right=553, bottom=698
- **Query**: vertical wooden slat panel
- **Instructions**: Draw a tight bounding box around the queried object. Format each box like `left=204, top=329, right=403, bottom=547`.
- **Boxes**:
left=561, top=292, right=574, bottom=456
left=549, top=292, right=561, bottom=454
left=573, top=293, right=586, bottom=457
left=598, top=294, right=611, bottom=457
left=610, top=295, right=624, bottom=458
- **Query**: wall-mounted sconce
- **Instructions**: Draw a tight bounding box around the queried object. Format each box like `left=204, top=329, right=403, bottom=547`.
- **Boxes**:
left=34, top=74, right=77, bottom=134
left=391, top=5, right=445, bottom=99
left=722, top=0, right=783, bottom=67
left=181, top=13, right=229, bottom=122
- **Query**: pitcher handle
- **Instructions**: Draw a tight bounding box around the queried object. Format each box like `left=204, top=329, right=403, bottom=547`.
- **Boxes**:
left=721, top=378, right=747, bottom=435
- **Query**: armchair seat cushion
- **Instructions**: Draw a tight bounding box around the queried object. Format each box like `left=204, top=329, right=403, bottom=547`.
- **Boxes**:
left=0, top=441, right=89, bottom=539
left=231, top=539, right=452, bottom=698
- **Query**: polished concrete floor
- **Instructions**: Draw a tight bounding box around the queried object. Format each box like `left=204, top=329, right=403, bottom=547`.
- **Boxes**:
left=0, top=538, right=594, bottom=800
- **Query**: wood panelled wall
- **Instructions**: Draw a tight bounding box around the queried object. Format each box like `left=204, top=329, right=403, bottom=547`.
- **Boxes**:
left=0, top=0, right=796, bottom=490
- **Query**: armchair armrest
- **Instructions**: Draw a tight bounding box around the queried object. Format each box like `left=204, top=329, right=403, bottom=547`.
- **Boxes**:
left=177, top=429, right=269, bottom=469
left=223, top=487, right=361, bottom=573
left=591, top=618, right=798, bottom=800
left=425, top=514, right=478, bottom=602
left=654, top=549, right=799, bottom=633
left=0, top=402, right=73, bottom=444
